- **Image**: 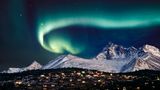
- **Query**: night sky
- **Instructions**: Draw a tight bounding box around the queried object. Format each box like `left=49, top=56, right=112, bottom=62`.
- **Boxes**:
left=0, top=0, right=160, bottom=70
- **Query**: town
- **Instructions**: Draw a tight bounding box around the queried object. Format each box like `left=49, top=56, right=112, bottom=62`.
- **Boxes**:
left=0, top=68, right=160, bottom=90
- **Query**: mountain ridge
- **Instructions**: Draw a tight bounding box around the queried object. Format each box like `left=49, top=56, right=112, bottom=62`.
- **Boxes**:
left=2, top=43, right=160, bottom=73
left=42, top=43, right=160, bottom=73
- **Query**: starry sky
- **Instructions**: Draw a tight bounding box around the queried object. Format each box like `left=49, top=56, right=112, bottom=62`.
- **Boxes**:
left=0, top=0, right=160, bottom=70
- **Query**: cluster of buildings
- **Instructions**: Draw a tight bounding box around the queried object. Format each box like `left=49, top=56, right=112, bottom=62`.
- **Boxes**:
left=0, top=69, right=160, bottom=90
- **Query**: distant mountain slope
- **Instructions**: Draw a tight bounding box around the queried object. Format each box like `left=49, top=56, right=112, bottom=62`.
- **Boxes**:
left=2, top=61, right=42, bottom=73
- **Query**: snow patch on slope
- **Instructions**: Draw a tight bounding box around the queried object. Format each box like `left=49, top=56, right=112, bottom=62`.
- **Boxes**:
left=143, top=44, right=160, bottom=57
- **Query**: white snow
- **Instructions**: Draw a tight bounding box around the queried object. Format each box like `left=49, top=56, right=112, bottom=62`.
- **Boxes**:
left=143, top=44, right=160, bottom=57
left=43, top=54, right=136, bottom=73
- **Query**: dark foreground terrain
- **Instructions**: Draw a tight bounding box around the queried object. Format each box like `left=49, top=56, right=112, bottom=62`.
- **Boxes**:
left=0, top=68, right=160, bottom=90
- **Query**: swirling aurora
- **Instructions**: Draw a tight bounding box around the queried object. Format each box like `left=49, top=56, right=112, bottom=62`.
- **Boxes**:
left=34, top=0, right=160, bottom=57
left=37, top=15, right=160, bottom=55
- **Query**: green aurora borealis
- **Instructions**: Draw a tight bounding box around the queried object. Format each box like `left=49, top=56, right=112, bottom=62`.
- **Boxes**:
left=37, top=8, right=160, bottom=55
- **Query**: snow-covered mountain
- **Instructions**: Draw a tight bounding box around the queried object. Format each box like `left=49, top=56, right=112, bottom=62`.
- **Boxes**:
left=2, top=43, right=160, bottom=73
left=2, top=61, right=42, bottom=73
left=42, top=43, right=160, bottom=73
left=24, top=61, right=42, bottom=70
left=134, top=45, right=160, bottom=71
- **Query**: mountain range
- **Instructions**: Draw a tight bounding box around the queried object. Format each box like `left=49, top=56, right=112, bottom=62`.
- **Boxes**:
left=2, top=43, right=160, bottom=73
